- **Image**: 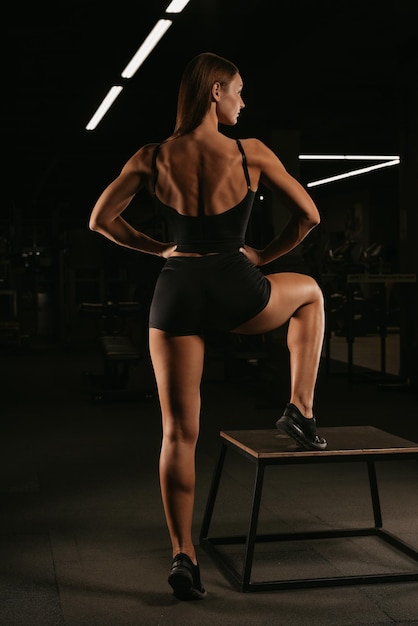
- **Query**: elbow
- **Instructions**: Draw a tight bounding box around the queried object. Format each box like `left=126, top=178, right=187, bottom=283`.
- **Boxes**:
left=89, top=214, right=103, bottom=233
left=312, top=214, right=321, bottom=228
left=309, top=206, right=321, bottom=228
left=305, top=213, right=320, bottom=231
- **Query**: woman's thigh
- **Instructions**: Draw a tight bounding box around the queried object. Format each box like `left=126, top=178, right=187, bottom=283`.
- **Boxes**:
left=232, top=272, right=323, bottom=335
left=149, top=329, right=205, bottom=437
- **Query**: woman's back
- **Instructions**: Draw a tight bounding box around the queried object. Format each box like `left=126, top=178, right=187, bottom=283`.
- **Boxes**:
left=151, top=134, right=257, bottom=254
left=152, top=133, right=257, bottom=217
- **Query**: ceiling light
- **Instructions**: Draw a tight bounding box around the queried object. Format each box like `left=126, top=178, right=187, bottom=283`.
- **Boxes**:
left=85, top=2, right=192, bottom=130
left=121, top=19, right=173, bottom=79
left=298, top=154, right=401, bottom=187
left=86, top=86, right=124, bottom=131
left=299, top=154, right=400, bottom=161
left=165, top=0, right=191, bottom=12
left=306, top=158, right=400, bottom=188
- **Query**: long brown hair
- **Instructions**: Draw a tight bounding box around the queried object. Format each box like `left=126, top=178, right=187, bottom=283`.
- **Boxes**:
left=171, top=52, right=239, bottom=137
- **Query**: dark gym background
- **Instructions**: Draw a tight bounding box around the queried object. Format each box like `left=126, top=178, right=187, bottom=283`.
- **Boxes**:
left=2, top=2, right=417, bottom=624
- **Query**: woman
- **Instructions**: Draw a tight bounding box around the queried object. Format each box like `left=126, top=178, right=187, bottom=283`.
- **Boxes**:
left=89, top=52, right=326, bottom=600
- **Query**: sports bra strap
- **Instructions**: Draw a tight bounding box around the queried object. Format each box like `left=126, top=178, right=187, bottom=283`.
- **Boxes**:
left=151, top=144, right=161, bottom=194
left=236, top=139, right=251, bottom=188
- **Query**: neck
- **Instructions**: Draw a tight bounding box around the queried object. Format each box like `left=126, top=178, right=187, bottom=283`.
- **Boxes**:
left=196, top=106, right=220, bottom=134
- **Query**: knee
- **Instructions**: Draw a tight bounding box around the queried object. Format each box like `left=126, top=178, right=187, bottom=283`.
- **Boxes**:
left=312, top=280, right=325, bottom=307
left=164, top=419, right=199, bottom=445
left=303, top=276, right=324, bottom=307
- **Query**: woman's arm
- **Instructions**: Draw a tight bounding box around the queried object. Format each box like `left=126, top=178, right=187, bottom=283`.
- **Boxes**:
left=241, top=139, right=320, bottom=266
left=89, top=148, right=176, bottom=258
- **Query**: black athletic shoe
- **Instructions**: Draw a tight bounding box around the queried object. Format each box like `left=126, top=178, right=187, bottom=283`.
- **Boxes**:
left=168, top=553, right=207, bottom=600
left=275, top=403, right=327, bottom=451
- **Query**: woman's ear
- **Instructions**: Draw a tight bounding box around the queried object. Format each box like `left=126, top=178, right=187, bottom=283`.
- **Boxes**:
left=211, top=81, right=221, bottom=102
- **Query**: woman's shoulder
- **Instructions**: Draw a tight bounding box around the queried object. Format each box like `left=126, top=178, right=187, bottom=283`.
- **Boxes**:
left=133, top=142, right=162, bottom=159
left=125, top=142, right=163, bottom=169
left=238, top=137, right=276, bottom=162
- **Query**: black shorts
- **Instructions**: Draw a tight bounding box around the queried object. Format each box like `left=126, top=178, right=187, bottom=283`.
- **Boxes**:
left=149, top=251, right=271, bottom=336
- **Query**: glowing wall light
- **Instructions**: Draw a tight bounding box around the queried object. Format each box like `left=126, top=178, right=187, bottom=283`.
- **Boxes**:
left=121, top=19, right=173, bottom=79
left=299, top=154, right=401, bottom=187
left=86, top=86, right=123, bottom=131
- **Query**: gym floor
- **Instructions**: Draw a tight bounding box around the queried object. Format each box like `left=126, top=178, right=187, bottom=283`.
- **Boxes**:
left=1, top=332, right=418, bottom=626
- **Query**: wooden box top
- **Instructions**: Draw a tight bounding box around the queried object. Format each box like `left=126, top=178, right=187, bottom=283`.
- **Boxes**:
left=220, top=426, right=418, bottom=459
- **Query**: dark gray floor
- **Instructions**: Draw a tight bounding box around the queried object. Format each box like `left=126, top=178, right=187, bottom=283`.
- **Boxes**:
left=1, top=334, right=418, bottom=626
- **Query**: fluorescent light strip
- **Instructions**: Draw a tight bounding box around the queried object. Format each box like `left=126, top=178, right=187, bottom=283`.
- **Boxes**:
left=85, top=3, right=191, bottom=130
left=121, top=19, right=173, bottom=79
left=165, top=0, right=191, bottom=12
left=85, top=19, right=172, bottom=130
left=86, top=86, right=124, bottom=131
left=307, top=158, right=400, bottom=188
left=300, top=154, right=400, bottom=161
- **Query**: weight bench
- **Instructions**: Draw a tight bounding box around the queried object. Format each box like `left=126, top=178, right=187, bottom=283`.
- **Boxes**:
left=80, top=301, right=149, bottom=401
left=200, top=426, right=418, bottom=592
left=99, top=333, right=141, bottom=389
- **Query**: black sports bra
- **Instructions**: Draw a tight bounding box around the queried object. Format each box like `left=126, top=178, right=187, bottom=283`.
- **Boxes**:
left=151, top=139, right=256, bottom=253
